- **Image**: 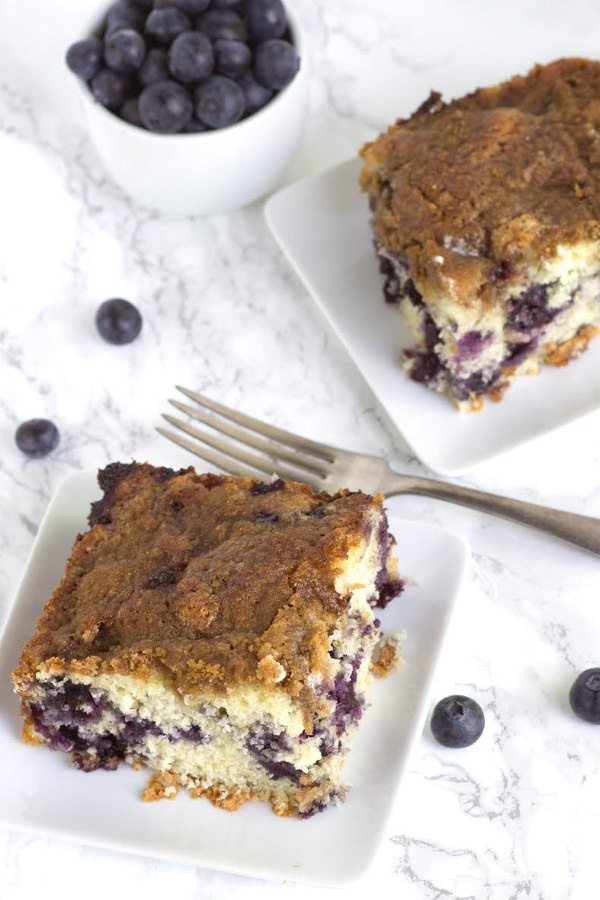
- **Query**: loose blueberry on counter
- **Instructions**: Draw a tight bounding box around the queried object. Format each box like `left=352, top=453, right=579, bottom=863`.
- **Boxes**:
left=104, top=27, right=146, bottom=73
left=569, top=668, right=600, bottom=723
left=235, top=71, right=272, bottom=114
left=145, top=7, right=191, bottom=44
left=195, top=75, right=245, bottom=128
left=168, top=31, right=214, bottom=83
left=106, top=0, right=145, bottom=35
left=15, top=419, right=60, bottom=458
left=254, top=38, right=299, bottom=90
left=66, top=38, right=103, bottom=81
left=91, top=69, right=132, bottom=109
left=430, top=695, right=485, bottom=748
left=138, top=47, right=169, bottom=87
left=96, top=298, right=143, bottom=345
left=139, top=79, right=193, bottom=132
left=197, top=9, right=247, bottom=42
left=214, top=39, right=251, bottom=76
left=246, top=0, right=287, bottom=42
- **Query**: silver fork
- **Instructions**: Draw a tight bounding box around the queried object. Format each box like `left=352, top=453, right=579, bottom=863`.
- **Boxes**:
left=158, top=386, right=600, bottom=556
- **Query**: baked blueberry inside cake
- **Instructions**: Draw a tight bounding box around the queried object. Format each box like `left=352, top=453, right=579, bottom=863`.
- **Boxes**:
left=12, top=462, right=403, bottom=817
left=360, top=58, right=600, bottom=410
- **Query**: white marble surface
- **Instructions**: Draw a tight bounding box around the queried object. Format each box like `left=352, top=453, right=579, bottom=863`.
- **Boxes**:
left=2, top=0, right=600, bottom=897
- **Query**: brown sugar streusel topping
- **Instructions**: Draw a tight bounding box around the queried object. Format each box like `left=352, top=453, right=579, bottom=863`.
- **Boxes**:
left=14, top=463, right=385, bottom=719
left=361, top=58, right=600, bottom=310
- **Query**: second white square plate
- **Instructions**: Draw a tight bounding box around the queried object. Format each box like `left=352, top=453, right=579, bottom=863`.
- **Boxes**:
left=265, top=159, right=600, bottom=474
left=0, top=471, right=468, bottom=885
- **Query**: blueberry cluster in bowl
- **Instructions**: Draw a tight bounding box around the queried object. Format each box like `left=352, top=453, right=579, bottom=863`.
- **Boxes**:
left=66, top=0, right=300, bottom=133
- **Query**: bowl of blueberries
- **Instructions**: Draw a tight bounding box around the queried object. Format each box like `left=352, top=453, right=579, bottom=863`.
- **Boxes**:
left=66, top=0, right=307, bottom=215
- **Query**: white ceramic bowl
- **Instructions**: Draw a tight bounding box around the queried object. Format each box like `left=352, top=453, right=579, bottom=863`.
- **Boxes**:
left=75, top=4, right=308, bottom=216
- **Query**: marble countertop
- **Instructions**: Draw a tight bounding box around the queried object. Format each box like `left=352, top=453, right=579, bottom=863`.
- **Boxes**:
left=2, top=0, right=600, bottom=897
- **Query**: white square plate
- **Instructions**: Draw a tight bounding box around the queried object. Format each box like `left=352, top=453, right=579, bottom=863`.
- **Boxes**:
left=265, top=159, right=600, bottom=475
left=0, top=471, right=469, bottom=885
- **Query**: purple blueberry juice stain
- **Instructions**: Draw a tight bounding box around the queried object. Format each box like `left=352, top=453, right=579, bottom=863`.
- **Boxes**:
left=423, top=313, right=440, bottom=350
left=120, top=716, right=163, bottom=743
left=177, top=724, right=209, bottom=743
left=404, top=278, right=424, bottom=306
left=378, top=253, right=402, bottom=304
left=456, top=330, right=493, bottom=360
left=249, top=479, right=285, bottom=495
left=375, top=579, right=405, bottom=609
left=405, top=347, right=443, bottom=384
left=29, top=680, right=211, bottom=769
left=449, top=367, right=502, bottom=401
left=253, top=510, right=280, bottom=524
left=508, top=283, right=557, bottom=331
left=372, top=525, right=404, bottom=608
left=504, top=337, right=539, bottom=367
left=252, top=756, right=302, bottom=782
left=328, top=656, right=365, bottom=734
left=246, top=728, right=302, bottom=781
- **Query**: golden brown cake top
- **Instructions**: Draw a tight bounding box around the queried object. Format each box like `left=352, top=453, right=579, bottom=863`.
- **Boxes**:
left=360, top=58, right=600, bottom=308
left=14, top=463, right=382, bottom=709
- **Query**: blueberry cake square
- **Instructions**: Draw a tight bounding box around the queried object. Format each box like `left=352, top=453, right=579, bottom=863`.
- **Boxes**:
left=360, top=58, right=600, bottom=410
left=12, top=463, right=403, bottom=818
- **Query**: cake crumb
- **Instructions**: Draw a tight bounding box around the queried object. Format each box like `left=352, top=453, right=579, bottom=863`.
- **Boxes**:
left=256, top=654, right=287, bottom=685
left=371, top=632, right=404, bottom=678
left=143, top=772, right=180, bottom=802
left=22, top=719, right=43, bottom=746
left=544, top=324, right=599, bottom=367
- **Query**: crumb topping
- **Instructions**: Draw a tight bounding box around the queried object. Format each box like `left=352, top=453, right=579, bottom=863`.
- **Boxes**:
left=370, top=633, right=404, bottom=679
left=14, top=463, right=384, bottom=710
left=360, top=58, right=600, bottom=308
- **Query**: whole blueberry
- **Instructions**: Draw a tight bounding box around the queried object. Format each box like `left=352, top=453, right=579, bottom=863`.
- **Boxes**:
left=245, top=0, right=287, bottom=42
left=182, top=118, right=208, bottom=132
left=104, top=28, right=146, bottom=72
left=119, top=97, right=143, bottom=126
left=96, top=298, right=143, bottom=345
left=214, top=39, right=251, bottom=77
left=66, top=38, right=103, bottom=81
left=154, top=0, right=210, bottom=11
left=139, top=79, right=193, bottom=132
left=197, top=9, right=247, bottom=42
left=254, top=38, right=298, bottom=90
left=138, top=48, right=169, bottom=86
left=235, top=71, right=272, bottom=114
left=15, top=419, right=60, bottom=458
left=145, top=7, right=191, bottom=44
left=430, top=695, right=485, bottom=748
left=168, top=31, right=214, bottom=83
left=194, top=75, right=245, bottom=128
left=91, top=69, right=131, bottom=108
left=105, top=0, right=145, bottom=35
left=569, top=668, right=600, bottom=723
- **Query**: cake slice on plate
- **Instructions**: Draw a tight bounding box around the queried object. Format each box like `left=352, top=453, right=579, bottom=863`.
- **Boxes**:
left=12, top=462, right=403, bottom=818
left=361, top=58, right=600, bottom=410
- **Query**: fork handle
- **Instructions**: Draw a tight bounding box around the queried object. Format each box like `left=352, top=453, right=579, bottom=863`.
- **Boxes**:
left=386, top=474, right=600, bottom=556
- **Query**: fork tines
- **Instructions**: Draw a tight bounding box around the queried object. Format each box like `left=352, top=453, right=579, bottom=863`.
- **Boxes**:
left=157, top=386, right=335, bottom=487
